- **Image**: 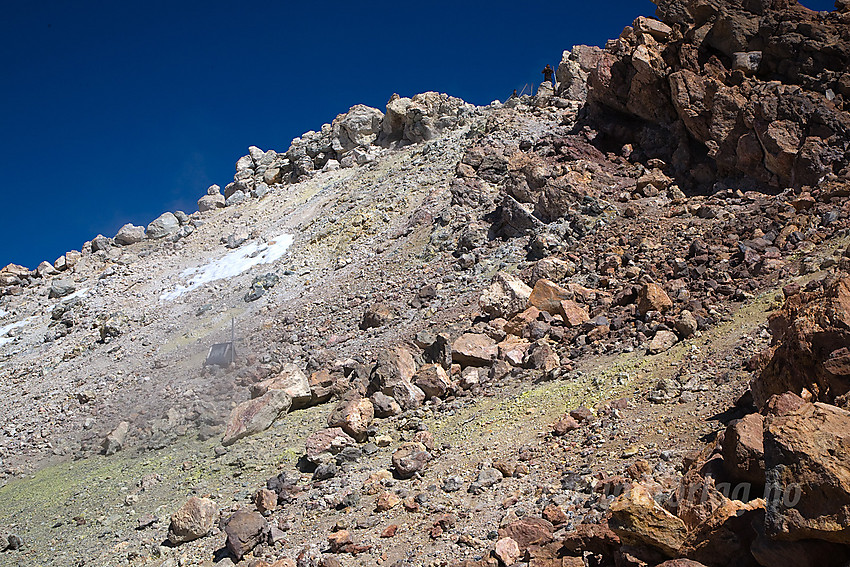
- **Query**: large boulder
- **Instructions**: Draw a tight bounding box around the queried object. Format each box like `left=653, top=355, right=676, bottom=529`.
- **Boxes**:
left=114, top=223, right=146, bottom=246
left=221, top=389, right=292, bottom=446
left=250, top=363, right=312, bottom=408
left=331, top=104, right=384, bottom=153
left=451, top=333, right=498, bottom=367
left=763, top=402, right=850, bottom=545
left=555, top=45, right=603, bottom=101
left=146, top=212, right=180, bottom=239
left=609, top=484, right=687, bottom=557
left=722, top=413, right=765, bottom=485
left=378, top=92, right=473, bottom=146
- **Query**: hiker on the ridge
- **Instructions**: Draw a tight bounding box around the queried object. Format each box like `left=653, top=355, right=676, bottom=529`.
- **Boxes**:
left=542, top=64, right=554, bottom=84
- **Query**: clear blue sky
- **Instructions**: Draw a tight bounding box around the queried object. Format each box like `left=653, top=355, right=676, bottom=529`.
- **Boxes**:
left=0, top=0, right=836, bottom=268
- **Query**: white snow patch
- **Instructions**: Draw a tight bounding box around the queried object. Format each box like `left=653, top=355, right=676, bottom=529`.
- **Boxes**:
left=61, top=287, right=89, bottom=303
left=0, top=317, right=35, bottom=348
left=160, top=234, right=294, bottom=302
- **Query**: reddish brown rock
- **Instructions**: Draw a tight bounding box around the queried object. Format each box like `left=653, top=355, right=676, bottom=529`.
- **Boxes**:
left=413, top=363, right=453, bottom=399
left=308, top=370, right=336, bottom=405
left=375, top=491, right=401, bottom=512
left=527, top=279, right=572, bottom=316
left=752, top=276, right=850, bottom=407
left=763, top=402, right=850, bottom=544
left=542, top=504, right=568, bottom=526
left=223, top=509, right=267, bottom=560
left=560, top=522, right=621, bottom=557
left=763, top=392, right=805, bottom=417
left=673, top=471, right=727, bottom=530
left=552, top=415, right=580, bottom=436
left=498, top=517, right=554, bottom=552
left=494, top=537, right=521, bottom=566
left=504, top=307, right=542, bottom=337
left=360, top=302, right=394, bottom=330
left=558, top=299, right=589, bottom=327
left=637, top=283, right=673, bottom=316
left=722, top=413, right=765, bottom=485
left=392, top=442, right=431, bottom=478
left=680, top=498, right=763, bottom=567
left=452, top=333, right=498, bottom=367
left=254, top=488, right=277, bottom=514
left=304, top=427, right=356, bottom=463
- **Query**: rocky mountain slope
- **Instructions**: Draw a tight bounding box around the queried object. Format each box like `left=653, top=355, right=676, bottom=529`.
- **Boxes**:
left=1, top=0, right=850, bottom=566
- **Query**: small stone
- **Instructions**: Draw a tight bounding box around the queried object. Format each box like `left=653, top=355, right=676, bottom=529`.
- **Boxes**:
left=392, top=442, right=431, bottom=478
left=48, top=279, right=76, bottom=299
left=254, top=488, right=277, bottom=514
left=553, top=415, right=580, bottom=435
left=494, top=537, right=521, bottom=566
left=375, top=491, right=401, bottom=512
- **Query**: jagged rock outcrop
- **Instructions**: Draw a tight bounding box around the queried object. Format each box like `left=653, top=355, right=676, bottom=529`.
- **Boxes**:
left=751, top=274, right=850, bottom=408
left=584, top=0, right=850, bottom=190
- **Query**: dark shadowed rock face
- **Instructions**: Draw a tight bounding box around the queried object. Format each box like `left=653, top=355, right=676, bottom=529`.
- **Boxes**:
left=585, top=0, right=850, bottom=191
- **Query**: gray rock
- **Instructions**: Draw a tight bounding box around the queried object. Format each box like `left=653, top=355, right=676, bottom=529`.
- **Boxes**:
left=236, top=154, right=254, bottom=171
left=207, top=184, right=221, bottom=195
left=198, top=193, right=225, bottom=212
left=174, top=210, right=190, bottom=225
left=225, top=229, right=249, bottom=249
left=251, top=182, right=269, bottom=199
left=225, top=190, right=247, bottom=207
left=114, top=223, right=146, bottom=246
left=36, top=261, right=59, bottom=278
left=102, top=421, right=129, bottom=455
left=147, top=212, right=180, bottom=239
left=331, top=104, right=384, bottom=153
left=91, top=234, right=112, bottom=252
left=49, top=279, right=76, bottom=299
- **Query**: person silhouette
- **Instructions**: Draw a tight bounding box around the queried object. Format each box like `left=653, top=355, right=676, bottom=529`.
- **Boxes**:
left=542, top=64, right=554, bottom=84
